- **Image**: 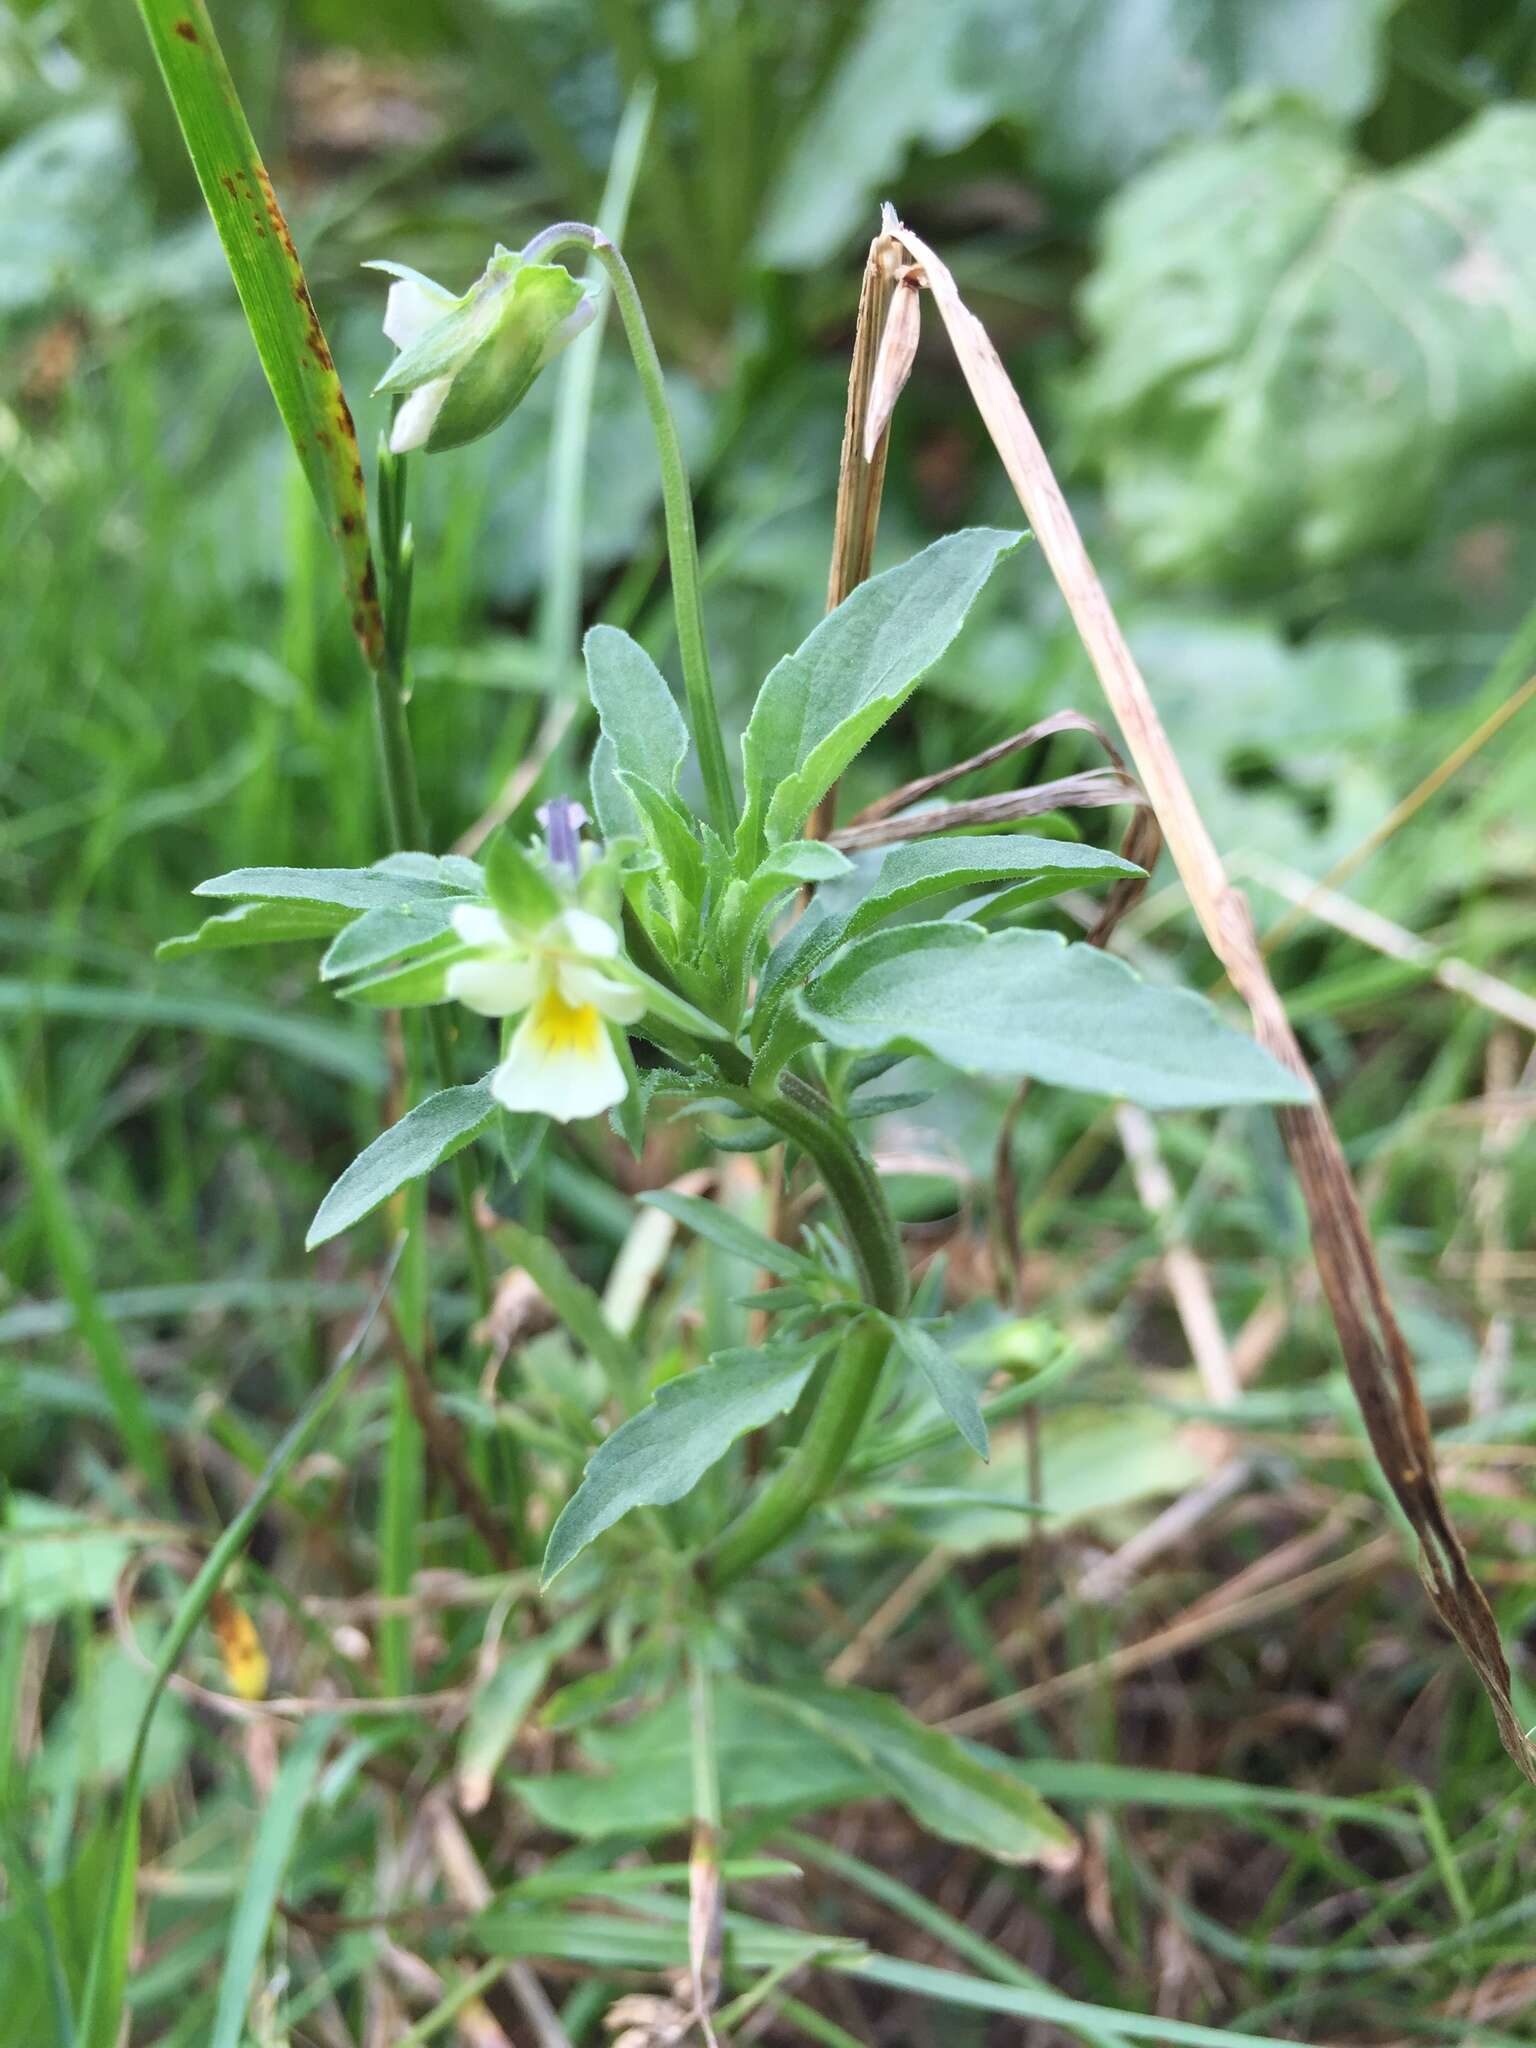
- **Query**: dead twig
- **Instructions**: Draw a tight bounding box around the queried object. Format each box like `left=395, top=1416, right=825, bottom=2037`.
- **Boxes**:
left=942, top=1534, right=1398, bottom=1735
left=888, top=208, right=1536, bottom=1781
left=807, top=213, right=905, bottom=849
left=830, top=767, right=1139, bottom=851
left=428, top=1800, right=576, bottom=2048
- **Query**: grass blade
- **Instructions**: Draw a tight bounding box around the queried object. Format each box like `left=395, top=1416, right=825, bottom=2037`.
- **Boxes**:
left=0, top=980, right=386, bottom=1084
left=209, top=1714, right=334, bottom=2048
left=0, top=1045, right=168, bottom=1493
left=840, top=1952, right=1312, bottom=2048
left=135, top=0, right=383, bottom=667
left=495, top=1218, right=645, bottom=1410
left=74, top=1247, right=400, bottom=2048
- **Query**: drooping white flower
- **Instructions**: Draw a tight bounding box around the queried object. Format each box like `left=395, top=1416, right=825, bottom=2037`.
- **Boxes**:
left=446, top=903, right=644, bottom=1123
left=367, top=248, right=596, bottom=456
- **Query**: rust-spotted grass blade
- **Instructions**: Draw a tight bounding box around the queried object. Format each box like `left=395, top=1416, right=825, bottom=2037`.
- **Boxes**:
left=137, top=0, right=384, bottom=668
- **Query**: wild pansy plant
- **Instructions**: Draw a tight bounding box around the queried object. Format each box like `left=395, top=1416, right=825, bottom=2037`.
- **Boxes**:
left=166, top=216, right=1307, bottom=1605
left=147, top=0, right=1305, bottom=1937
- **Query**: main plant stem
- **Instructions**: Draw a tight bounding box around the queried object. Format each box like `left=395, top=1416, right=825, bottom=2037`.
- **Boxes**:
left=519, top=222, right=737, bottom=842
left=703, top=1070, right=909, bottom=1589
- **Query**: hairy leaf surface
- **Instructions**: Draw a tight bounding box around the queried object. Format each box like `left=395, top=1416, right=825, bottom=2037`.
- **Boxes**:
left=739, top=529, right=1025, bottom=855
left=307, top=1079, right=496, bottom=1247
left=798, top=923, right=1309, bottom=1109
left=542, top=1344, right=826, bottom=1584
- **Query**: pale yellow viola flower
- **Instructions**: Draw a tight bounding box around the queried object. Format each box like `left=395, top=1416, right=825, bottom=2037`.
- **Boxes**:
left=446, top=903, right=643, bottom=1122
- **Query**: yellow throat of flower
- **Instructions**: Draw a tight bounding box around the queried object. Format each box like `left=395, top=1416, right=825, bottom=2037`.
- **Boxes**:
left=527, top=985, right=604, bottom=1056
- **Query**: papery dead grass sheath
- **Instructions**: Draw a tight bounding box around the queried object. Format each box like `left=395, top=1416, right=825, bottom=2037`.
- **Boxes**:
left=884, top=211, right=1536, bottom=1782
left=807, top=209, right=906, bottom=850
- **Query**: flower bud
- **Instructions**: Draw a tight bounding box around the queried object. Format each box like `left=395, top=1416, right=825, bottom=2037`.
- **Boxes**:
left=366, top=246, right=595, bottom=455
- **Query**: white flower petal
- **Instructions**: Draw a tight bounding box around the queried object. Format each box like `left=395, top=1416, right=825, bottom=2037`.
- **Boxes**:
left=383, top=276, right=455, bottom=351
left=451, top=903, right=513, bottom=949
left=491, top=996, right=628, bottom=1122
left=557, top=958, right=646, bottom=1024
left=390, top=376, right=452, bottom=453
left=555, top=907, right=621, bottom=960
left=445, top=955, right=539, bottom=1017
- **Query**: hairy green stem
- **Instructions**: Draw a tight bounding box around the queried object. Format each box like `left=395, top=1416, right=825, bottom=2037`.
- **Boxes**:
left=519, top=221, right=737, bottom=841
left=707, top=1314, right=891, bottom=1590
left=703, top=1071, right=909, bottom=1589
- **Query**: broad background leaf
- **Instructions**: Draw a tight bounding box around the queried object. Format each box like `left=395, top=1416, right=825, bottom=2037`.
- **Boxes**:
left=760, top=0, right=1394, bottom=265
left=1077, top=104, right=1536, bottom=580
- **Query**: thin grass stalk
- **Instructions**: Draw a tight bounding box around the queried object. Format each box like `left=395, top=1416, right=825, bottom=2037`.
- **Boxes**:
left=540, top=80, right=657, bottom=794
left=0, top=1044, right=169, bottom=1493
left=75, top=1251, right=401, bottom=2048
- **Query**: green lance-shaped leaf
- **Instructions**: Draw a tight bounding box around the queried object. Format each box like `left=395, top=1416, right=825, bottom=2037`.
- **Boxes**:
left=840, top=833, right=1144, bottom=938
left=318, top=900, right=464, bottom=981
left=638, top=1188, right=818, bottom=1282
left=585, top=626, right=690, bottom=835
left=882, top=1315, right=989, bottom=1460
left=757, top=1680, right=1076, bottom=1867
left=209, top=1715, right=334, bottom=2048
left=192, top=858, right=480, bottom=913
left=542, top=1343, right=828, bottom=1584
left=307, top=1080, right=497, bottom=1249
left=738, top=841, right=853, bottom=926
left=797, top=922, right=1310, bottom=1111
left=738, top=528, right=1027, bottom=858
left=137, top=0, right=383, bottom=666
left=456, top=1613, right=590, bottom=1814
left=157, top=897, right=350, bottom=961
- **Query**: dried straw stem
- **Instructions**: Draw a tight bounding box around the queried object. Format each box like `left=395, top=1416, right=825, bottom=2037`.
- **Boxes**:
left=887, top=211, right=1535, bottom=1780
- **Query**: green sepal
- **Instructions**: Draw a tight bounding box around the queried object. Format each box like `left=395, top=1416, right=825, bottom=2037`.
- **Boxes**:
left=483, top=828, right=562, bottom=930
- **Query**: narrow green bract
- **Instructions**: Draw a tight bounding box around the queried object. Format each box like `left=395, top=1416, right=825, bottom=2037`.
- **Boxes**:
left=884, top=1317, right=990, bottom=1459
